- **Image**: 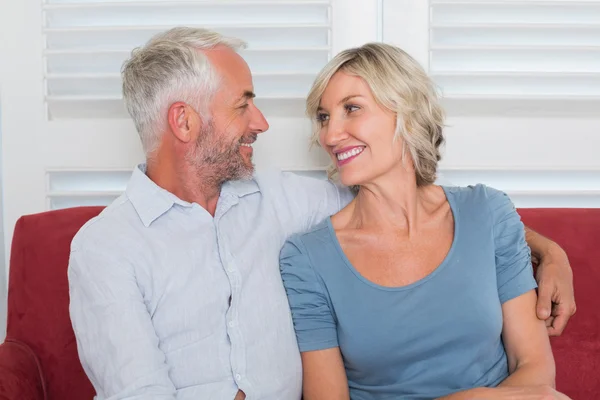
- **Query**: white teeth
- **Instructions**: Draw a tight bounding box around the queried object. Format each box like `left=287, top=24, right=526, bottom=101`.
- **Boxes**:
left=240, top=143, right=252, bottom=147
left=336, top=147, right=364, bottom=161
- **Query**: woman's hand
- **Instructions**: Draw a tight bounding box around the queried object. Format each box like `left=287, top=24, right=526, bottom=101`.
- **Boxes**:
left=438, top=385, right=572, bottom=399
left=501, top=385, right=572, bottom=399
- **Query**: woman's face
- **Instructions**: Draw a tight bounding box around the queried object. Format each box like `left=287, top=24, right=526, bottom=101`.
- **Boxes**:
left=317, top=71, right=403, bottom=188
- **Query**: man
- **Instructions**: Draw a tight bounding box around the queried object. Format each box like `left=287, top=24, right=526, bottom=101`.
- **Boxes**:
left=68, top=27, right=575, bottom=400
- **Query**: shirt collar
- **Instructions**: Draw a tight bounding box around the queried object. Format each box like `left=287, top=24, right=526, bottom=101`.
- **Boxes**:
left=126, top=164, right=260, bottom=227
left=126, top=164, right=190, bottom=227
left=221, top=177, right=260, bottom=199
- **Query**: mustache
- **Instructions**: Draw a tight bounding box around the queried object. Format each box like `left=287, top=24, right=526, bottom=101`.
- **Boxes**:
left=239, top=133, right=258, bottom=145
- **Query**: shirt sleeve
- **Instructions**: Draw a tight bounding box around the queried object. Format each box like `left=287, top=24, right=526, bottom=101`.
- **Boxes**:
left=68, top=242, right=177, bottom=400
left=279, top=237, right=339, bottom=352
left=486, top=186, right=538, bottom=304
left=280, top=172, right=354, bottom=232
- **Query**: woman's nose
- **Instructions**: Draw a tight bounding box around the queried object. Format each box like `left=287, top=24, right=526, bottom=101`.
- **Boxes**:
left=323, top=118, right=348, bottom=147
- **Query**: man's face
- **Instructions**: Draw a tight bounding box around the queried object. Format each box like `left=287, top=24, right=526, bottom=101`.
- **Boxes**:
left=188, top=46, right=269, bottom=184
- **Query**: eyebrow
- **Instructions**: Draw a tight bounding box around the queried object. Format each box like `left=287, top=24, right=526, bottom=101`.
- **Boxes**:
left=317, top=94, right=363, bottom=112
left=237, top=90, right=256, bottom=103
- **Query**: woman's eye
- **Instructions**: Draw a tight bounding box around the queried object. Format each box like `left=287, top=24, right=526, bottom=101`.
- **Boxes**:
left=345, top=104, right=360, bottom=113
left=316, top=113, right=329, bottom=123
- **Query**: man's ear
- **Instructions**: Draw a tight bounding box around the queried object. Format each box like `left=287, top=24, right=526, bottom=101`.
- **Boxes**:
left=167, top=102, right=200, bottom=143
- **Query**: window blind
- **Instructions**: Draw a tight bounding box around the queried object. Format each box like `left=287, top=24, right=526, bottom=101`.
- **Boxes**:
left=39, top=0, right=335, bottom=209
left=46, top=169, right=328, bottom=209
left=429, top=1, right=600, bottom=104
left=43, top=0, right=332, bottom=119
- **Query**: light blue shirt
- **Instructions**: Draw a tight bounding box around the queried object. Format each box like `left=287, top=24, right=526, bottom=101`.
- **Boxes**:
left=280, top=185, right=537, bottom=400
left=68, top=164, right=351, bottom=400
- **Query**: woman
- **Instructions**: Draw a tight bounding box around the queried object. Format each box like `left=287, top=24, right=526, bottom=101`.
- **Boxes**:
left=279, top=43, right=570, bottom=400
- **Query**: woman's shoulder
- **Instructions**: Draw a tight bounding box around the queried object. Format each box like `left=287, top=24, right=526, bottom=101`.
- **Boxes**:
left=285, top=217, right=332, bottom=246
left=444, top=184, right=512, bottom=210
left=281, top=218, right=338, bottom=265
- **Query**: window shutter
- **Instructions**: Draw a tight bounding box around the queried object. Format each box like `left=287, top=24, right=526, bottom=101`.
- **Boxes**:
left=43, top=0, right=332, bottom=119
left=429, top=0, right=600, bottom=113
left=38, top=0, right=338, bottom=209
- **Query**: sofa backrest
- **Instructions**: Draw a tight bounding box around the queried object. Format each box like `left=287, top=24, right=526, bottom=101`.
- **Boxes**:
left=6, top=206, right=103, bottom=400
left=519, top=208, right=600, bottom=400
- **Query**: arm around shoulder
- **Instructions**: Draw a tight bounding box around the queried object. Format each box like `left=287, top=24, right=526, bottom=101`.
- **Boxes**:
left=279, top=172, right=351, bottom=232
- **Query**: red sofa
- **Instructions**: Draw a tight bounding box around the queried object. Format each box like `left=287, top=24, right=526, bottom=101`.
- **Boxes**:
left=0, top=206, right=598, bottom=399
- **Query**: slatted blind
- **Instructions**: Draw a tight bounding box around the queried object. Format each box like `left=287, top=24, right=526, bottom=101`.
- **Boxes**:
left=38, top=0, right=336, bottom=210
left=429, top=1, right=600, bottom=103
left=46, top=169, right=329, bottom=209
left=43, top=0, right=332, bottom=119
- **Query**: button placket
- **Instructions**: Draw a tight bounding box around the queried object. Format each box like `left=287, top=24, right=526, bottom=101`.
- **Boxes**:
left=215, top=211, right=247, bottom=395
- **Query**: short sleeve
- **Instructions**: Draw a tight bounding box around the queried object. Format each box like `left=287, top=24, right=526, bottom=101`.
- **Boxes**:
left=279, top=237, right=339, bottom=352
left=487, top=186, right=538, bottom=304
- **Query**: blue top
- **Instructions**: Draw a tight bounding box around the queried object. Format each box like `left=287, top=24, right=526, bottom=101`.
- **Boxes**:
left=279, top=185, right=537, bottom=400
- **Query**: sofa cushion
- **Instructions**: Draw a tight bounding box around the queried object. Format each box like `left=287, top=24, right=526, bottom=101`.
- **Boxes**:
left=6, top=207, right=103, bottom=400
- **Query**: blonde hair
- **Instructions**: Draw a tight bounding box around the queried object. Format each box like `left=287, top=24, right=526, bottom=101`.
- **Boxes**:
left=122, top=27, right=246, bottom=156
left=306, top=42, right=445, bottom=187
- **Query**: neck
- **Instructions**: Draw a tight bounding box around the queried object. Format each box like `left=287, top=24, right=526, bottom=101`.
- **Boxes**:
left=146, top=153, right=221, bottom=216
left=349, top=169, right=425, bottom=235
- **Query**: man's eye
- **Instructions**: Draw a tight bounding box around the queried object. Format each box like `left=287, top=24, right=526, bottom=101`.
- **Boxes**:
left=316, top=113, right=329, bottom=122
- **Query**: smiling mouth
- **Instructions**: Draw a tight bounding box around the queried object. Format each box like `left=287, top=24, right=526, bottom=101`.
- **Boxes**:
left=239, top=133, right=257, bottom=149
left=336, top=146, right=365, bottom=162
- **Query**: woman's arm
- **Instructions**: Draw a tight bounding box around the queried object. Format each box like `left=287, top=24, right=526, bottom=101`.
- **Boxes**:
left=301, top=348, right=350, bottom=400
left=438, top=188, right=568, bottom=399
left=436, top=290, right=566, bottom=400
left=279, top=237, right=350, bottom=399
left=437, top=385, right=570, bottom=399
left=498, top=290, right=555, bottom=387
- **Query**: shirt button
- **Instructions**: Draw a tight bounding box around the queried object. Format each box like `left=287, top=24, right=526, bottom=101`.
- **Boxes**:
left=235, top=374, right=242, bottom=381
left=228, top=320, right=235, bottom=328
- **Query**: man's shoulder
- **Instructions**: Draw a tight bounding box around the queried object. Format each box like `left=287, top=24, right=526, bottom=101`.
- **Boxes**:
left=253, top=169, right=332, bottom=194
left=70, top=194, right=145, bottom=252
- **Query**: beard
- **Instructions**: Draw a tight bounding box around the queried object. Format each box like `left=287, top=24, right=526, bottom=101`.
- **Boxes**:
left=186, top=121, right=255, bottom=187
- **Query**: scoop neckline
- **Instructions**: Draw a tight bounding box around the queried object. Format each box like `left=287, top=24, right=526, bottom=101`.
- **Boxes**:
left=325, top=186, right=460, bottom=292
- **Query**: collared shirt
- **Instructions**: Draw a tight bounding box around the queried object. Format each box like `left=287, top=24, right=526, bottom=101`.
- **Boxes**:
left=68, top=164, right=352, bottom=400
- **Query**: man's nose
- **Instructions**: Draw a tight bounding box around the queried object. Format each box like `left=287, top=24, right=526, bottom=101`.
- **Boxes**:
left=250, top=103, right=269, bottom=134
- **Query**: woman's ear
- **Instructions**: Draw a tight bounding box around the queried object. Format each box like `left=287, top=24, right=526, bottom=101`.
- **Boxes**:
left=167, top=102, right=201, bottom=143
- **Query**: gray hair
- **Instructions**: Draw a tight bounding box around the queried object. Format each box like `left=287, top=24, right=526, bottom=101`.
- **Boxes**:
left=306, top=42, right=445, bottom=187
left=122, top=27, right=246, bottom=156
